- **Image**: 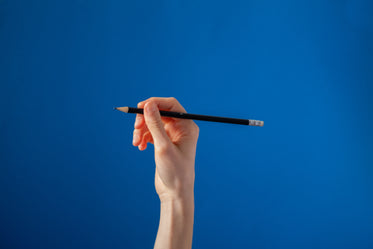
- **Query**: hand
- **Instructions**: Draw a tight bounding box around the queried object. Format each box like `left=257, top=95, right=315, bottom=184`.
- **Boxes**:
left=132, top=97, right=199, bottom=202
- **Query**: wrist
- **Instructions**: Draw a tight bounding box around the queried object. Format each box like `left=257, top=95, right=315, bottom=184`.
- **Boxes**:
left=159, top=190, right=194, bottom=205
left=160, top=194, right=194, bottom=229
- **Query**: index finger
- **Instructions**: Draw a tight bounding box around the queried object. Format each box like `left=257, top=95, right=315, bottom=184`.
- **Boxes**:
left=134, top=97, right=186, bottom=129
left=137, top=97, right=187, bottom=113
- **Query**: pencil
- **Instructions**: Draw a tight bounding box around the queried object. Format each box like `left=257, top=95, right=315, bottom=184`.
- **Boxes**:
left=115, top=107, right=264, bottom=127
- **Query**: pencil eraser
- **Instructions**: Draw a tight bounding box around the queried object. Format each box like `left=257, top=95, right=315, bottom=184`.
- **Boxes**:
left=249, top=120, right=264, bottom=127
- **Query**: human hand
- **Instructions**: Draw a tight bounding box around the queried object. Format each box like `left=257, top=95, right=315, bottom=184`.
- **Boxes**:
left=132, top=97, right=199, bottom=202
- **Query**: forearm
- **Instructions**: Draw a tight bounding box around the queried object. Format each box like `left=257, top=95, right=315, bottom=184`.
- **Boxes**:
left=154, top=195, right=194, bottom=249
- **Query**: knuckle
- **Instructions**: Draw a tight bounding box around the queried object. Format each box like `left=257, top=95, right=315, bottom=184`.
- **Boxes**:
left=139, top=97, right=155, bottom=107
left=147, top=118, right=164, bottom=131
left=188, top=123, right=199, bottom=137
left=143, top=130, right=151, bottom=138
left=149, top=119, right=162, bottom=129
left=133, top=130, right=141, bottom=138
left=193, top=125, right=200, bottom=136
left=168, top=97, right=179, bottom=104
left=189, top=121, right=199, bottom=131
left=194, top=124, right=200, bottom=133
left=146, top=99, right=157, bottom=109
left=138, top=100, right=146, bottom=108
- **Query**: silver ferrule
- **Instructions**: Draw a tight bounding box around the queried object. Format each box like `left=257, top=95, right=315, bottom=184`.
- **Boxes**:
left=248, top=119, right=264, bottom=127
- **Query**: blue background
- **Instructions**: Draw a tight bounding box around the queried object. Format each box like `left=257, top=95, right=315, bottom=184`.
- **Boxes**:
left=1, top=0, right=373, bottom=248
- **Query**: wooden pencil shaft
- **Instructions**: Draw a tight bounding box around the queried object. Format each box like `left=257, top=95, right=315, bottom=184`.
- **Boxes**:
left=126, top=107, right=252, bottom=126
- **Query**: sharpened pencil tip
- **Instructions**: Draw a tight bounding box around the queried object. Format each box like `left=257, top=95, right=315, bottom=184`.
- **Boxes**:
left=115, top=107, right=129, bottom=113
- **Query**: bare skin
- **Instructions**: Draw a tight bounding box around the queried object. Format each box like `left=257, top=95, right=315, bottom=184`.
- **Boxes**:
left=132, top=97, right=199, bottom=249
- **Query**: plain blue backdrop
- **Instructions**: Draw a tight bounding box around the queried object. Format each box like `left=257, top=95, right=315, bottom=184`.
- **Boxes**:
left=1, top=0, right=373, bottom=248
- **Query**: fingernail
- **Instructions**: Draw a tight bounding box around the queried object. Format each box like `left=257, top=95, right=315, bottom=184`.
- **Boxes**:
left=133, top=134, right=140, bottom=145
left=146, top=102, right=157, bottom=113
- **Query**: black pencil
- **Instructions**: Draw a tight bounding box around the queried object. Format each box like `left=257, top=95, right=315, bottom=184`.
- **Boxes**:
left=115, top=107, right=264, bottom=127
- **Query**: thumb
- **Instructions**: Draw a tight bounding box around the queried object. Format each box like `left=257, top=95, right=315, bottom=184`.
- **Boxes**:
left=144, top=101, right=171, bottom=148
